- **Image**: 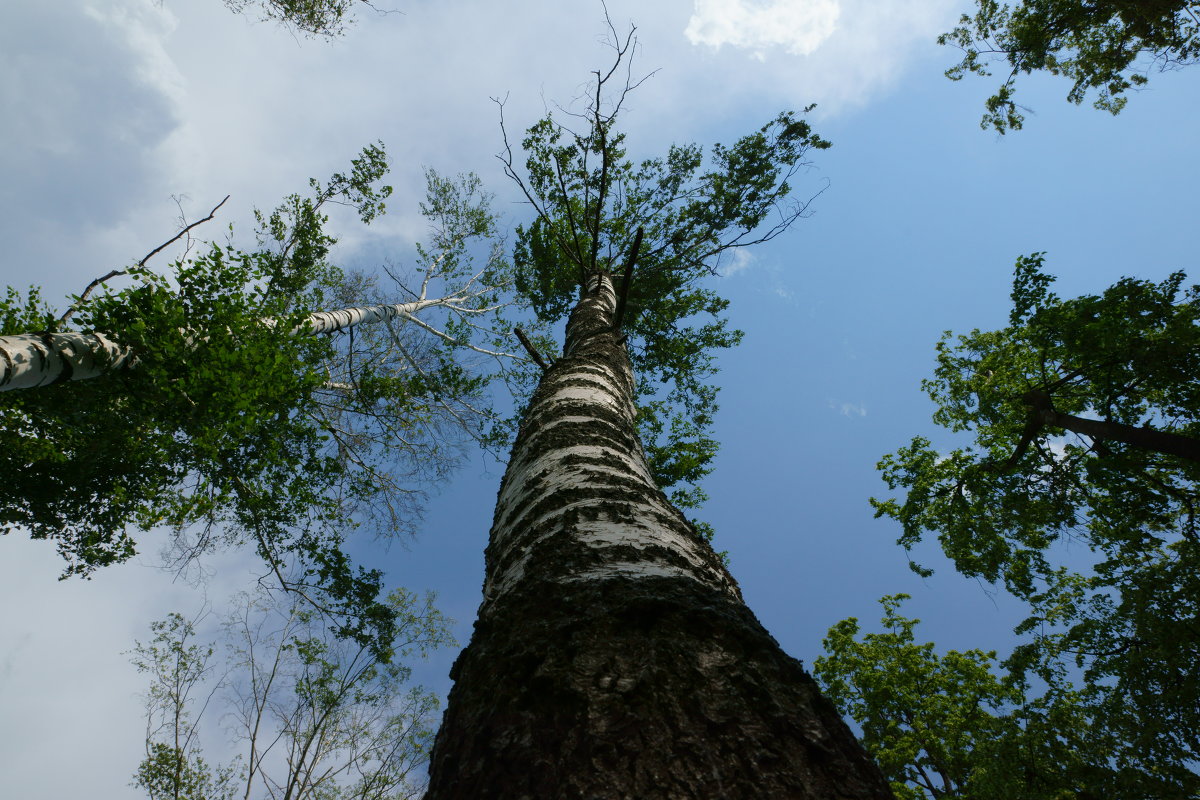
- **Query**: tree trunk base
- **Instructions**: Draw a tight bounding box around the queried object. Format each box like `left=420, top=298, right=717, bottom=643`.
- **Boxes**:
left=426, top=575, right=893, bottom=799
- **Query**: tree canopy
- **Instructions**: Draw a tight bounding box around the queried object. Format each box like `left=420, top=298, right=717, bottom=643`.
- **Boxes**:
left=871, top=254, right=1200, bottom=795
left=502, top=27, right=829, bottom=520
left=815, top=595, right=1111, bottom=799
left=0, top=146, right=519, bottom=655
left=218, top=0, right=375, bottom=37
left=941, top=0, right=1200, bottom=132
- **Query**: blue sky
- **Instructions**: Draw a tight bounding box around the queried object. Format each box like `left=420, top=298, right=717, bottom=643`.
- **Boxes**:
left=2, top=0, right=1199, bottom=796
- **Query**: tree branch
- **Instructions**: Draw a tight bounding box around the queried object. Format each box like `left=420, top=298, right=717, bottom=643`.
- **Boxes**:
left=612, top=226, right=643, bottom=332
left=985, top=389, right=1200, bottom=474
left=513, top=327, right=550, bottom=373
left=1025, top=389, right=1200, bottom=465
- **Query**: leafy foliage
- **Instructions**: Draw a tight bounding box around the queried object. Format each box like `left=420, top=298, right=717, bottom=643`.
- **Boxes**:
left=131, top=612, right=240, bottom=800
left=131, top=588, right=452, bottom=800
left=815, top=595, right=1110, bottom=799
left=873, top=255, right=1200, bottom=794
left=0, top=147, right=512, bottom=656
left=504, top=30, right=829, bottom=516
left=941, top=0, right=1200, bottom=132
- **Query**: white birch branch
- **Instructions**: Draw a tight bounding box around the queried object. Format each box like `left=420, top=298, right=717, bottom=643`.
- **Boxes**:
left=0, top=331, right=138, bottom=390
left=0, top=296, right=503, bottom=392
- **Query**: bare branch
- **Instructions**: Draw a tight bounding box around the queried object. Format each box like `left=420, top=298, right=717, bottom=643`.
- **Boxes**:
left=58, top=195, right=231, bottom=325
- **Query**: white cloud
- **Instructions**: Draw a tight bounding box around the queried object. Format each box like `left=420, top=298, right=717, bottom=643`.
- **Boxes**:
left=0, top=0, right=190, bottom=299
left=678, top=0, right=960, bottom=115
left=0, top=536, right=257, bottom=800
left=685, top=0, right=840, bottom=58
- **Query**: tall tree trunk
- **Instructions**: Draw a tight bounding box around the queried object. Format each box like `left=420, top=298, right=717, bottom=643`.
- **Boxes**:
left=425, top=275, right=893, bottom=799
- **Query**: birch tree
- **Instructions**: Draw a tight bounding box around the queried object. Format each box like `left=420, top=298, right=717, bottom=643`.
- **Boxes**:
left=0, top=147, right=527, bottom=654
left=422, top=33, right=892, bottom=797
left=131, top=587, right=452, bottom=800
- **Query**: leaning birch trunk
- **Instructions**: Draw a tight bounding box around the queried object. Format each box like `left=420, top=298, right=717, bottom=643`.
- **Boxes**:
left=425, top=275, right=893, bottom=799
left=0, top=299, right=456, bottom=391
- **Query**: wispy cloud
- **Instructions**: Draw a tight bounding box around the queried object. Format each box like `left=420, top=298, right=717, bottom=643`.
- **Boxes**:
left=721, top=248, right=757, bottom=276
left=829, top=399, right=867, bottom=418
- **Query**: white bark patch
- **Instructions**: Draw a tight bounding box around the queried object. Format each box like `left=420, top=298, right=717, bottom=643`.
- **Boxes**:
left=486, top=513, right=727, bottom=601
left=493, top=444, right=657, bottom=542
left=292, top=298, right=443, bottom=334
left=499, top=490, right=668, bottom=551
left=566, top=562, right=700, bottom=583
left=0, top=332, right=135, bottom=390
left=570, top=518, right=707, bottom=563
left=541, top=362, right=629, bottom=394
left=539, top=383, right=625, bottom=416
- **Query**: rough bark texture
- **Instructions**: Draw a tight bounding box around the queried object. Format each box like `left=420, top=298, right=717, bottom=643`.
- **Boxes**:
left=426, top=275, right=893, bottom=799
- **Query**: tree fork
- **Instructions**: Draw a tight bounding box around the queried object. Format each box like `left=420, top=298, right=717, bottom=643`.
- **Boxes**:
left=425, top=274, right=892, bottom=799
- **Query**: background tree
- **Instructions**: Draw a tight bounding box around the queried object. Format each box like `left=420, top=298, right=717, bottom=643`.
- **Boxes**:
left=815, top=595, right=1110, bottom=800
left=873, top=254, right=1200, bottom=796
left=941, top=0, right=1200, bottom=132
left=423, top=33, right=891, bottom=798
left=0, top=149, right=524, bottom=655
left=131, top=587, right=453, bottom=800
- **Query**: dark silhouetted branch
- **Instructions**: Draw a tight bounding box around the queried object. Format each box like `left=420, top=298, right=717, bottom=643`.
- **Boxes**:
left=986, top=389, right=1200, bottom=472
left=514, top=327, right=550, bottom=372
left=612, top=226, right=643, bottom=332
left=1027, top=390, right=1200, bottom=465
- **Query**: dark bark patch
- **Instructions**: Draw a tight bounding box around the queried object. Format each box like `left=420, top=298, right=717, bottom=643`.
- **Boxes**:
left=428, top=576, right=894, bottom=800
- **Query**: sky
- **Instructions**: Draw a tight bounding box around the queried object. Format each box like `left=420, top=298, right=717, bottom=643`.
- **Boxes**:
left=2, top=0, right=1200, bottom=796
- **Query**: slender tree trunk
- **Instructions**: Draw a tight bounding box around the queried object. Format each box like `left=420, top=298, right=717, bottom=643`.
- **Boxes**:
left=426, top=275, right=892, bottom=799
left=0, top=299, right=454, bottom=392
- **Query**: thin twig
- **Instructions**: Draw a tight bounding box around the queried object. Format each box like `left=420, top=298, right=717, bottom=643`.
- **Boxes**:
left=138, top=195, right=230, bottom=270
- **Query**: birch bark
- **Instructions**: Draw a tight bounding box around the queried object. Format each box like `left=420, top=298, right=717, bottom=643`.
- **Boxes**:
left=0, top=297, right=506, bottom=392
left=425, top=275, right=893, bottom=799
